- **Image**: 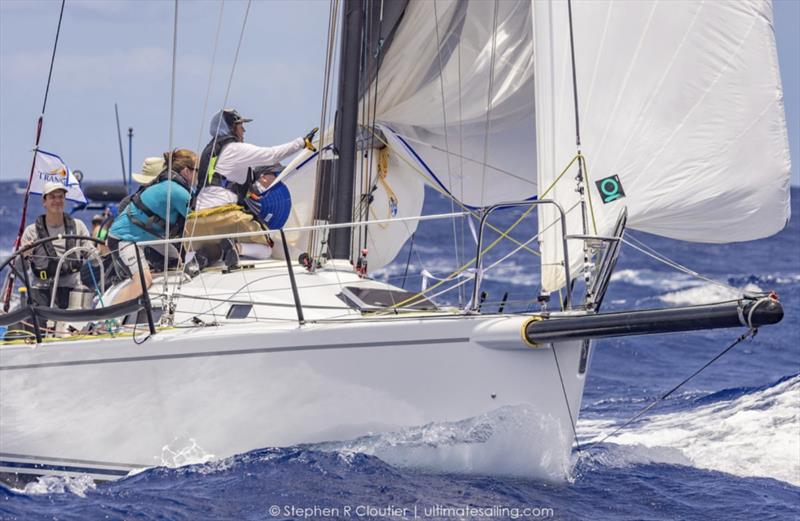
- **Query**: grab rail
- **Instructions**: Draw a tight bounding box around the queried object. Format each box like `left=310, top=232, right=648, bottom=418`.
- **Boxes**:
left=470, top=199, right=572, bottom=311
left=50, top=244, right=106, bottom=307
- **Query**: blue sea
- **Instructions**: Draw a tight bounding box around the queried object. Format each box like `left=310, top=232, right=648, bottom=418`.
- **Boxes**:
left=0, top=182, right=798, bottom=520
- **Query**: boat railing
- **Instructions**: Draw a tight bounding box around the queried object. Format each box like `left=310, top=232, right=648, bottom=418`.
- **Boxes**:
left=470, top=199, right=572, bottom=311
left=135, top=211, right=471, bottom=248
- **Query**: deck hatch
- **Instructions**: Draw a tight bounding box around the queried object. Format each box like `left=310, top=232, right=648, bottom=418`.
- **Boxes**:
left=226, top=304, right=253, bottom=319
left=339, top=287, right=437, bottom=311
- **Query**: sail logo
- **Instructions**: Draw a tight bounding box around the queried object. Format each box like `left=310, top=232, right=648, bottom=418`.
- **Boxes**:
left=37, top=166, right=68, bottom=184
left=595, top=175, right=625, bottom=204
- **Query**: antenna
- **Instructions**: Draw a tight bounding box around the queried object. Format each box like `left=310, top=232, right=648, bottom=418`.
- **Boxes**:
left=114, top=103, right=127, bottom=188
left=128, top=127, right=134, bottom=191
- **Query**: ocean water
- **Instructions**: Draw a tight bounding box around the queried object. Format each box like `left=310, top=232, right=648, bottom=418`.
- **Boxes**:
left=0, top=183, right=798, bottom=520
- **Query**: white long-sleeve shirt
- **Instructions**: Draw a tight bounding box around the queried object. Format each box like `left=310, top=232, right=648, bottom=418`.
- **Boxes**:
left=195, top=137, right=304, bottom=210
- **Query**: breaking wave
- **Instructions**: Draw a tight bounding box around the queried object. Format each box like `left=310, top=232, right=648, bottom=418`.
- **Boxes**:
left=578, top=375, right=800, bottom=485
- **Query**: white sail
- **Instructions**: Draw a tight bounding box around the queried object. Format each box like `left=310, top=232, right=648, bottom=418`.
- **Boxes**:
left=372, top=0, right=539, bottom=207
left=274, top=126, right=425, bottom=272
left=535, top=0, right=792, bottom=292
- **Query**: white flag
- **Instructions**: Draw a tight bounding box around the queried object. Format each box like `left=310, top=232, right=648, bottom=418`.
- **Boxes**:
left=29, top=149, right=87, bottom=203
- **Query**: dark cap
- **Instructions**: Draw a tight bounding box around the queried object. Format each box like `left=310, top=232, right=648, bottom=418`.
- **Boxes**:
left=222, top=108, right=253, bottom=127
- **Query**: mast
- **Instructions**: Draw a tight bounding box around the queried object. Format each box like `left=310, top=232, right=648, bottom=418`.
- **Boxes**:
left=326, top=0, right=365, bottom=260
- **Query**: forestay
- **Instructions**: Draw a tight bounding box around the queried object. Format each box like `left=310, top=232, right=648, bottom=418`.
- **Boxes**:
left=535, top=0, right=791, bottom=292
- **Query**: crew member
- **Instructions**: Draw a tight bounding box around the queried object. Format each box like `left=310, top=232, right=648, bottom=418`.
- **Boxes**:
left=20, top=182, right=94, bottom=309
left=186, top=108, right=317, bottom=261
left=107, top=149, right=203, bottom=304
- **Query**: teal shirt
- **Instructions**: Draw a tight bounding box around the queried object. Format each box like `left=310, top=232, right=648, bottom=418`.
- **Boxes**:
left=109, top=180, right=191, bottom=242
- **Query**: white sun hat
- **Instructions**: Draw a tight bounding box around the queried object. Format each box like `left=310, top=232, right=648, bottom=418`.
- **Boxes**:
left=132, top=157, right=166, bottom=185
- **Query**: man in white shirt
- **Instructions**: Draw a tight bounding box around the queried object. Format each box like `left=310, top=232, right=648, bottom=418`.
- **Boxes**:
left=186, top=108, right=316, bottom=261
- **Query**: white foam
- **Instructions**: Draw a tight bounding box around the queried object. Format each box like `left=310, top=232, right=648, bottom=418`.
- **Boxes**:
left=579, top=376, right=800, bottom=485
left=611, top=269, right=704, bottom=292
left=18, top=475, right=96, bottom=497
left=158, top=437, right=216, bottom=468
left=659, top=282, right=763, bottom=306
left=315, top=405, right=573, bottom=482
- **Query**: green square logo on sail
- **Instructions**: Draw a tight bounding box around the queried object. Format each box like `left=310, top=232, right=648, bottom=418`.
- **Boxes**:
left=595, top=175, right=625, bottom=204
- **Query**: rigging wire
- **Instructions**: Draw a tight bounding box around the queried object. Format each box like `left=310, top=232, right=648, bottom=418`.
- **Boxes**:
left=170, top=0, right=226, bottom=323
left=179, top=0, right=251, bottom=250
left=162, top=0, right=180, bottom=297
left=565, top=0, right=595, bottom=305
left=585, top=328, right=758, bottom=449
left=456, top=10, right=467, bottom=307
left=309, top=0, right=340, bottom=260
left=359, top=0, right=385, bottom=253
left=400, top=233, right=415, bottom=289
left=551, top=345, right=582, bottom=454
left=3, top=0, right=66, bottom=312
left=169, top=0, right=251, bottom=317
left=478, top=0, right=500, bottom=210
left=622, top=233, right=744, bottom=294
left=432, top=0, right=464, bottom=307
left=355, top=0, right=370, bottom=252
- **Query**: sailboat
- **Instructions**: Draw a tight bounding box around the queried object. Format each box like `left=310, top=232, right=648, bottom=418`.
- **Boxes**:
left=0, top=0, right=790, bottom=485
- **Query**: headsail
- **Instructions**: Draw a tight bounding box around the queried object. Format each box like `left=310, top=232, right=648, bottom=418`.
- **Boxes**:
left=535, top=0, right=791, bottom=292
left=373, top=0, right=538, bottom=207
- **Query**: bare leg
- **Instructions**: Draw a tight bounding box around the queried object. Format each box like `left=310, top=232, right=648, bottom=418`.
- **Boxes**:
left=111, top=266, right=152, bottom=305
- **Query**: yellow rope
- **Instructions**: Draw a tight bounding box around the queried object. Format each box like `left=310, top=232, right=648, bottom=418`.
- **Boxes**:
left=368, top=148, right=397, bottom=228
left=187, top=203, right=242, bottom=219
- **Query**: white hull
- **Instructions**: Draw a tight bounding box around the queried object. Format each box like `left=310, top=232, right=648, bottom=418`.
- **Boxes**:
left=0, top=262, right=591, bottom=482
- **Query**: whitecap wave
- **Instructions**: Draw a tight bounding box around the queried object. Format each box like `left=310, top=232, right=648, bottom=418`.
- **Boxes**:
left=611, top=269, right=705, bottom=292
left=659, top=282, right=763, bottom=306
left=578, top=375, right=800, bottom=485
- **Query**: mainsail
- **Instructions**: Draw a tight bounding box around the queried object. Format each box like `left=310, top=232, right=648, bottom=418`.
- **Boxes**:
left=535, top=0, right=791, bottom=291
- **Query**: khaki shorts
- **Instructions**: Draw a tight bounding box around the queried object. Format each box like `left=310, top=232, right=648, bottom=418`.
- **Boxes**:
left=184, top=208, right=269, bottom=246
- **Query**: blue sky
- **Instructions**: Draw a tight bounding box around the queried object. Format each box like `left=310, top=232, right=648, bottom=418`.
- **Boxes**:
left=1, top=0, right=798, bottom=186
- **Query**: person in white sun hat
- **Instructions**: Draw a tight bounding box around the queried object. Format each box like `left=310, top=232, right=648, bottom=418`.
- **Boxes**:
left=20, top=181, right=94, bottom=308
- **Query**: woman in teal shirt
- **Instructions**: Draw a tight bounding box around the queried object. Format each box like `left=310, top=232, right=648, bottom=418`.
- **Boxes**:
left=108, top=149, right=196, bottom=304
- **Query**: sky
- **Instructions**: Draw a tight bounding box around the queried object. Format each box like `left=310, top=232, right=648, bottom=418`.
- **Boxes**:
left=0, top=0, right=798, bottom=186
